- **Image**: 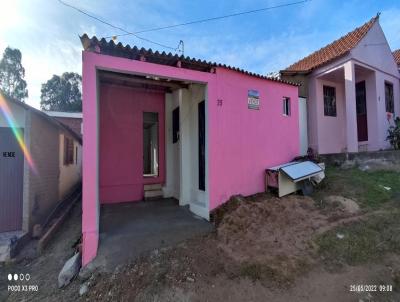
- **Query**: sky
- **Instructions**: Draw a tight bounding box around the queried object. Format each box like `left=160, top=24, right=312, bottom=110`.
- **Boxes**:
left=0, top=0, right=399, bottom=109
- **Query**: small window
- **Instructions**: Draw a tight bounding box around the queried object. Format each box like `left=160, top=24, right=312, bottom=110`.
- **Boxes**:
left=385, top=82, right=394, bottom=113
left=172, top=107, right=180, bottom=143
left=283, top=97, right=291, bottom=116
left=75, top=146, right=78, bottom=165
left=323, top=85, right=337, bottom=117
left=64, top=136, right=74, bottom=165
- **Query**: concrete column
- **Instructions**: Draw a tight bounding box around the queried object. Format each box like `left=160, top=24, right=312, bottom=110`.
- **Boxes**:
left=344, top=61, right=358, bottom=152
left=82, top=52, right=99, bottom=266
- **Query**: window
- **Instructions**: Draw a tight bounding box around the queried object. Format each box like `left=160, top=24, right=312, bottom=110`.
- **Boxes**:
left=283, top=97, right=291, bottom=116
left=385, top=82, right=394, bottom=113
left=323, top=85, right=337, bottom=117
left=143, top=112, right=159, bottom=176
left=64, top=136, right=74, bottom=165
left=172, top=107, right=180, bottom=143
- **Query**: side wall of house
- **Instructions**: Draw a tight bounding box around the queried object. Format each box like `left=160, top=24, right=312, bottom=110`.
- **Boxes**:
left=28, top=113, right=60, bottom=231
left=59, top=133, right=82, bottom=199
left=208, top=68, right=300, bottom=210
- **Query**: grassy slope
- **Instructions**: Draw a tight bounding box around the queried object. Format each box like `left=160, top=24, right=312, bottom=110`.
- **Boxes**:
left=314, top=166, right=400, bottom=267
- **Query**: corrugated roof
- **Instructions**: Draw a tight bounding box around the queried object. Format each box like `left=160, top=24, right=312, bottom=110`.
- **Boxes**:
left=393, top=49, right=400, bottom=66
left=80, top=34, right=299, bottom=86
left=282, top=14, right=380, bottom=74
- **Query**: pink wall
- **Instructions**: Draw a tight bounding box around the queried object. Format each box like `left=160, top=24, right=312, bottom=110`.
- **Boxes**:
left=99, top=84, right=165, bottom=203
left=208, top=68, right=299, bottom=209
left=314, top=78, right=346, bottom=154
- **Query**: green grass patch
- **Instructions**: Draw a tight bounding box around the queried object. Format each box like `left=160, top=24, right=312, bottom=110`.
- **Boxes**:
left=313, top=166, right=400, bottom=209
left=316, top=211, right=400, bottom=267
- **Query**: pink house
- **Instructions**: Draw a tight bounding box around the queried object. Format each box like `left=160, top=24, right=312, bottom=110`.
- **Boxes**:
left=80, top=35, right=300, bottom=265
left=281, top=14, right=400, bottom=154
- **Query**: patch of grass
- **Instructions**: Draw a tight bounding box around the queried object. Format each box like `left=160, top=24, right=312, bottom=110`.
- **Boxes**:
left=239, top=262, right=290, bottom=284
left=313, top=166, right=400, bottom=209
left=316, top=211, right=400, bottom=267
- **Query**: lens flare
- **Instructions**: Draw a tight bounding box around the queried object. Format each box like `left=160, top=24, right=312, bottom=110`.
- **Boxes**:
left=0, top=94, right=37, bottom=174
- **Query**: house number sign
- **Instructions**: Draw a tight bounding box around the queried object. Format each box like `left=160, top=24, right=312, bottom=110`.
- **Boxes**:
left=248, top=90, right=260, bottom=110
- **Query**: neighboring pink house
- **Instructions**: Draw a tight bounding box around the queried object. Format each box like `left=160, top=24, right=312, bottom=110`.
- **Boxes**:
left=80, top=35, right=300, bottom=265
left=281, top=14, right=400, bottom=154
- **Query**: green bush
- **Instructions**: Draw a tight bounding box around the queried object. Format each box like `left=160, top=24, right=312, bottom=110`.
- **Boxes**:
left=387, top=117, right=400, bottom=150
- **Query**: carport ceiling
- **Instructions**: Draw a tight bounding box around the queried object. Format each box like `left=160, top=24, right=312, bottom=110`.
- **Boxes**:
left=99, top=70, right=189, bottom=92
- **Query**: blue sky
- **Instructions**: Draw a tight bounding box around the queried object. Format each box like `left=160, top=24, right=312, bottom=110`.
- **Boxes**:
left=1, top=0, right=399, bottom=108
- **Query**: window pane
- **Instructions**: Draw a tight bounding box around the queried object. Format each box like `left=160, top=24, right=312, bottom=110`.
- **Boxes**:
left=323, top=86, right=336, bottom=117
left=385, top=83, right=394, bottom=113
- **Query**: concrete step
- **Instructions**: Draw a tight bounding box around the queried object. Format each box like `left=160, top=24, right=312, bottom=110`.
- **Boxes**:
left=144, top=183, right=162, bottom=191
left=0, top=231, right=27, bottom=262
left=144, top=189, right=163, bottom=200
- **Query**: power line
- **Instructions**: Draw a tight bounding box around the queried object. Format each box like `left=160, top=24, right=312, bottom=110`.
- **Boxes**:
left=105, top=0, right=312, bottom=39
left=57, top=0, right=182, bottom=52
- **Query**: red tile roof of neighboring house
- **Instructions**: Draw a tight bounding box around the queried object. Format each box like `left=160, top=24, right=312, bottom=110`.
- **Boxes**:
left=80, top=34, right=299, bottom=86
left=393, top=49, right=400, bottom=66
left=282, top=14, right=380, bottom=74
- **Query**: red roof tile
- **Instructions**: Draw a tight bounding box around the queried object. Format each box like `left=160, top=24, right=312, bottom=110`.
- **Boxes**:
left=282, top=15, right=380, bottom=74
left=393, top=49, right=400, bottom=66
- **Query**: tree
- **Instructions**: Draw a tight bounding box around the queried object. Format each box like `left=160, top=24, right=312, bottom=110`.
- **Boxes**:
left=0, top=47, right=28, bottom=102
left=40, top=72, right=82, bottom=112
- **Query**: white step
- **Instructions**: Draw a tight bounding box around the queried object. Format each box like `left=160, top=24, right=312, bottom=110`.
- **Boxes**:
left=144, top=183, right=162, bottom=191
left=144, top=189, right=163, bottom=200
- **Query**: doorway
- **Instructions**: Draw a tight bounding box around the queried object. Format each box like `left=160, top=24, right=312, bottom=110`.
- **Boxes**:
left=143, top=112, right=159, bottom=177
left=356, top=81, right=368, bottom=142
left=0, top=127, right=24, bottom=232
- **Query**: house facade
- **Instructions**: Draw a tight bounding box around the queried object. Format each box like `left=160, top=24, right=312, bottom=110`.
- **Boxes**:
left=0, top=94, right=82, bottom=243
left=281, top=15, right=400, bottom=154
left=80, top=35, right=300, bottom=265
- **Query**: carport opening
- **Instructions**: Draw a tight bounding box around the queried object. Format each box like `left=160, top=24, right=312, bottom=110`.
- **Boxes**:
left=97, top=69, right=209, bottom=222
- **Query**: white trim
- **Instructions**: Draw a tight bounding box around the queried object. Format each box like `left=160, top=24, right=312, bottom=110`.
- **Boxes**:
left=44, top=111, right=83, bottom=118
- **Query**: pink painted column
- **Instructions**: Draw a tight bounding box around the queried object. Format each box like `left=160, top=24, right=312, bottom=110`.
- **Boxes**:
left=344, top=61, right=358, bottom=152
left=82, top=52, right=99, bottom=265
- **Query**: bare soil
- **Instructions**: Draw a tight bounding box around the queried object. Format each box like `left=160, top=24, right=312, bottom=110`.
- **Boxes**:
left=82, top=194, right=400, bottom=302
left=1, top=192, right=399, bottom=302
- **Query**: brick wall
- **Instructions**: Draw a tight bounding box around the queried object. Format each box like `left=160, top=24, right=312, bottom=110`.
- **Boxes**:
left=28, top=112, right=60, bottom=230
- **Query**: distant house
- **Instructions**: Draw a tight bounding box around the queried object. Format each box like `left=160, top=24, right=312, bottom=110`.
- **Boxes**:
left=393, top=49, right=400, bottom=71
left=0, top=93, right=82, bottom=257
left=45, top=111, right=82, bottom=136
left=281, top=14, right=400, bottom=154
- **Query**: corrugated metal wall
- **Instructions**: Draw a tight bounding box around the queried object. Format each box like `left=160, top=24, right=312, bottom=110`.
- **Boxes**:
left=0, top=127, right=23, bottom=232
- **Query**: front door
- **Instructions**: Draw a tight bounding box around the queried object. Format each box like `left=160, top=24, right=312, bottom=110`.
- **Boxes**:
left=356, top=81, right=368, bottom=142
left=0, top=127, right=24, bottom=232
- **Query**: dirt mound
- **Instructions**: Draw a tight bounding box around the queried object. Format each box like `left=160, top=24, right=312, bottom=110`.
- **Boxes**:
left=217, top=195, right=328, bottom=272
left=324, top=195, right=360, bottom=214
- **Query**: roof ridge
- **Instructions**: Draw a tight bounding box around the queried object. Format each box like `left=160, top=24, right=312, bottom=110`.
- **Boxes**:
left=282, top=14, right=379, bottom=73
left=79, top=35, right=300, bottom=86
